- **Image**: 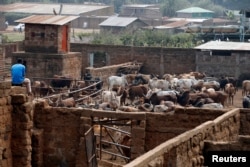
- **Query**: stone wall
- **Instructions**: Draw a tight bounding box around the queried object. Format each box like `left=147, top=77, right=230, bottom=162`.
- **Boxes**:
left=124, top=109, right=241, bottom=167
left=32, top=102, right=146, bottom=167
left=0, top=81, right=13, bottom=167
left=239, top=109, right=250, bottom=135
left=0, top=83, right=248, bottom=167
left=144, top=108, right=228, bottom=151
left=31, top=102, right=241, bottom=167
left=204, top=135, right=250, bottom=152
left=0, top=81, right=33, bottom=167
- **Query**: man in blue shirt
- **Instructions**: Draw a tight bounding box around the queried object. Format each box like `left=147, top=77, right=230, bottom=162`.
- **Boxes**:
left=11, top=58, right=32, bottom=95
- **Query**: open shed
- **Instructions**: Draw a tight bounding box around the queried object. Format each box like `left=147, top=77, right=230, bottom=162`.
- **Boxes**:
left=194, top=41, right=250, bottom=78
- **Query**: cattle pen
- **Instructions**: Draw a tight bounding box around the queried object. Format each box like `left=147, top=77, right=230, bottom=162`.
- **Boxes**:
left=30, top=76, right=104, bottom=107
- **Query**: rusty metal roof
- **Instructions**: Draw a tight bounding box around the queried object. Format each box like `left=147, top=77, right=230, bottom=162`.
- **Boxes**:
left=155, top=20, right=190, bottom=29
left=15, top=15, right=79, bottom=25
left=0, top=2, right=111, bottom=15
left=195, top=41, right=250, bottom=51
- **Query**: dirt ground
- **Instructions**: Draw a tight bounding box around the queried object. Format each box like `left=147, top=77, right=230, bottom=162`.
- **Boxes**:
left=224, top=88, right=243, bottom=109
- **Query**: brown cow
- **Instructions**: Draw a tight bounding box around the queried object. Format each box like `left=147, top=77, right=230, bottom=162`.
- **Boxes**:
left=225, top=83, right=236, bottom=105
left=32, top=80, right=55, bottom=98
left=242, top=80, right=250, bottom=96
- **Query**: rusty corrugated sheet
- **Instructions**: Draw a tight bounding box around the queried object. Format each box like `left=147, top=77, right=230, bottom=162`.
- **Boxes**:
left=0, top=2, right=111, bottom=15
left=155, top=20, right=190, bottom=29
left=15, top=15, right=79, bottom=25
left=195, top=41, right=250, bottom=51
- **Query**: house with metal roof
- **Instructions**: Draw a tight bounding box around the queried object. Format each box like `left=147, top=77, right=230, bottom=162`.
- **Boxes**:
left=119, top=4, right=162, bottom=20
left=12, top=14, right=82, bottom=79
left=176, top=7, right=214, bottom=19
left=0, top=2, right=114, bottom=29
left=119, top=4, right=163, bottom=27
left=147, top=20, right=190, bottom=34
left=99, top=16, right=148, bottom=34
left=194, top=41, right=250, bottom=78
left=16, top=14, right=79, bottom=53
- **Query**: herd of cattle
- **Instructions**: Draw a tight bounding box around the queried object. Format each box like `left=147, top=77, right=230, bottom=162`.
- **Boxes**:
left=31, top=72, right=250, bottom=111
left=29, top=72, right=250, bottom=162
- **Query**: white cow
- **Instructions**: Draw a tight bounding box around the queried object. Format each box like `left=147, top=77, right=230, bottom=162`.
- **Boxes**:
left=176, top=78, right=198, bottom=90
left=145, top=89, right=179, bottom=99
left=108, top=75, right=128, bottom=90
left=201, top=103, right=223, bottom=109
left=169, top=77, right=179, bottom=89
left=101, top=90, right=117, bottom=103
left=101, top=90, right=122, bottom=110
left=148, top=78, right=170, bottom=90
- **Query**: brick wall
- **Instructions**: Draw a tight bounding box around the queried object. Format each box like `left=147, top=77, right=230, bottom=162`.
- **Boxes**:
left=70, top=43, right=196, bottom=77
left=12, top=52, right=82, bottom=80
left=24, top=23, right=71, bottom=53
left=3, top=42, right=250, bottom=80
left=196, top=50, right=250, bottom=78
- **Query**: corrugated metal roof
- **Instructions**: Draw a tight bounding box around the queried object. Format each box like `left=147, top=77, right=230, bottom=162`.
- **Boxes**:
left=122, top=4, right=158, bottom=8
left=194, top=41, right=250, bottom=51
left=166, top=17, right=208, bottom=23
left=99, top=16, right=138, bottom=27
left=15, top=15, right=79, bottom=25
left=176, top=7, right=214, bottom=13
left=155, top=20, right=190, bottom=29
left=0, top=2, right=111, bottom=15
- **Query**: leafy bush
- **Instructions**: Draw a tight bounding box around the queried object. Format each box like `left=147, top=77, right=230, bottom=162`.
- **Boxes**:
left=90, top=29, right=198, bottom=48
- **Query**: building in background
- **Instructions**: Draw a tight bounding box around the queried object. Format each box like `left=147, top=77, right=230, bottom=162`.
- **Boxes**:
left=0, top=2, right=114, bottom=29
left=99, top=16, right=148, bottom=34
left=176, top=7, right=214, bottom=19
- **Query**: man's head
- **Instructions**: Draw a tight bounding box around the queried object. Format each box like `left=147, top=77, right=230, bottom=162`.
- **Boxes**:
left=17, top=58, right=23, bottom=64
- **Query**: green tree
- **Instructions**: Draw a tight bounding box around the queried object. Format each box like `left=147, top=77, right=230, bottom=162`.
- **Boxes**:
left=160, top=0, right=190, bottom=17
